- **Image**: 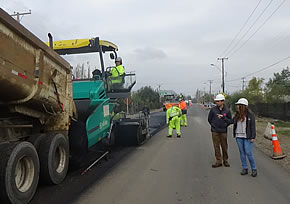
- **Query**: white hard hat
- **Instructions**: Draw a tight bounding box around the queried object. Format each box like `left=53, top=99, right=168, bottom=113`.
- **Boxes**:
left=115, top=57, right=122, bottom=62
left=235, top=98, right=248, bottom=106
left=214, top=94, right=225, bottom=101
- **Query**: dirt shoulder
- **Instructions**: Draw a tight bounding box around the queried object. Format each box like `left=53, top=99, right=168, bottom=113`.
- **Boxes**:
left=255, top=116, right=290, bottom=171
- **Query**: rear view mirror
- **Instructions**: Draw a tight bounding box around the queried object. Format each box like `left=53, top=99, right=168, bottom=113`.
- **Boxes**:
left=110, top=53, right=115, bottom=60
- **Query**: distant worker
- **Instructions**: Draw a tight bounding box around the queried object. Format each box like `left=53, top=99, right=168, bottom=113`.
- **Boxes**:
left=108, top=57, right=125, bottom=89
left=166, top=104, right=182, bottom=138
left=208, top=94, right=232, bottom=168
left=178, top=98, right=188, bottom=127
left=178, top=93, right=184, bottom=100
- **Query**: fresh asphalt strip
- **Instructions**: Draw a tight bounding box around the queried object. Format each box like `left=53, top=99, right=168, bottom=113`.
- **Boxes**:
left=30, top=111, right=166, bottom=204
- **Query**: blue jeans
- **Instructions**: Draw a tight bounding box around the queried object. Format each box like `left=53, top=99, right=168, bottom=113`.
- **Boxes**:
left=236, top=138, right=256, bottom=170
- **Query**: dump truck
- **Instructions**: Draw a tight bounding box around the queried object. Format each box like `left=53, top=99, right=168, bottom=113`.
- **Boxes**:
left=162, top=94, right=179, bottom=111
left=0, top=8, right=149, bottom=204
left=159, top=90, right=179, bottom=111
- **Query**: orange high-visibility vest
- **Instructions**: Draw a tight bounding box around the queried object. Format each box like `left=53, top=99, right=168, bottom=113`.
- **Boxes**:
left=179, top=100, right=187, bottom=110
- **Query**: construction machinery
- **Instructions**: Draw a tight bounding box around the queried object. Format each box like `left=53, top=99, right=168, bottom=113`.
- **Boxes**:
left=0, top=8, right=149, bottom=204
left=48, top=36, right=150, bottom=164
left=161, top=94, right=179, bottom=111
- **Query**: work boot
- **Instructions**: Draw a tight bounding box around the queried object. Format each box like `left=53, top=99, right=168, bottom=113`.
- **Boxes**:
left=240, top=169, right=248, bottom=175
left=211, top=163, right=222, bottom=168
left=223, top=161, right=230, bottom=167
left=167, top=135, right=172, bottom=138
left=177, top=134, right=181, bottom=138
left=251, top=169, right=257, bottom=177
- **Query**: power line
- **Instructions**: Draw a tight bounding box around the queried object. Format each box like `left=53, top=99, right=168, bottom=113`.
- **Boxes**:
left=225, top=0, right=274, bottom=57
left=228, top=0, right=287, bottom=57
left=227, top=56, right=290, bottom=82
left=220, top=0, right=262, bottom=57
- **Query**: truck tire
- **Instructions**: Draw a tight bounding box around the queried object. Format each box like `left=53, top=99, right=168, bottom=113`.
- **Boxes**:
left=136, top=125, right=145, bottom=145
left=0, top=142, right=40, bottom=204
left=28, top=133, right=46, bottom=152
left=68, top=121, right=88, bottom=168
left=39, top=133, right=69, bottom=184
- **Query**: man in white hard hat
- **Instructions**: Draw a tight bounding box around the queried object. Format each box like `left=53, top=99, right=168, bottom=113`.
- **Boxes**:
left=208, top=94, right=232, bottom=168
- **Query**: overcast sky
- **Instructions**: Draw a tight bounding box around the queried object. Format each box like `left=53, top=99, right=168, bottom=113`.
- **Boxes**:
left=2, top=0, right=290, bottom=96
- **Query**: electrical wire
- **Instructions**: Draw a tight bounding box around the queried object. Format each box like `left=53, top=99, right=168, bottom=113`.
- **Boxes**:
left=219, top=0, right=263, bottom=57
left=228, top=0, right=287, bottom=57
left=227, top=56, right=290, bottom=82
left=224, top=0, right=274, bottom=57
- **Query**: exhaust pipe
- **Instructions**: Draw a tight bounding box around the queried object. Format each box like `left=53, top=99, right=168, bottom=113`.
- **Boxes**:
left=48, top=33, right=53, bottom=49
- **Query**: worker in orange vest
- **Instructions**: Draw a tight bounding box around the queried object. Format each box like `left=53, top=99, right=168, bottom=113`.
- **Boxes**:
left=178, top=98, right=188, bottom=127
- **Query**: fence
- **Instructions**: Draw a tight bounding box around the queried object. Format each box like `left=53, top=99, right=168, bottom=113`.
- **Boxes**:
left=249, top=103, right=290, bottom=121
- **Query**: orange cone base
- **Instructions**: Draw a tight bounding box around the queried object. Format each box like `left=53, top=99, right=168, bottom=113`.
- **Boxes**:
left=272, top=154, right=286, bottom=160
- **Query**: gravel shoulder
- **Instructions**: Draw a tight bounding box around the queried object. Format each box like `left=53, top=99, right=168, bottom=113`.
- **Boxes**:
left=255, top=116, right=290, bottom=171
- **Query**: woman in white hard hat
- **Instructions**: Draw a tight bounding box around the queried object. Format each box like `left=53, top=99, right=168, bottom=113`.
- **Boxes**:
left=233, top=98, right=257, bottom=177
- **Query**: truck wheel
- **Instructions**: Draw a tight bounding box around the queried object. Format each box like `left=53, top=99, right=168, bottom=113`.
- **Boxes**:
left=0, top=142, right=40, bottom=204
left=136, top=125, right=145, bottom=145
left=28, top=133, right=46, bottom=152
left=68, top=121, right=88, bottom=168
left=39, top=133, right=69, bottom=184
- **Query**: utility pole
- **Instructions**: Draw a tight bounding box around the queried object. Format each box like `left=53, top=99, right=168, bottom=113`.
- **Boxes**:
left=11, top=10, right=32, bottom=22
left=208, top=80, right=213, bottom=102
left=157, top=84, right=161, bottom=92
left=203, top=87, right=206, bottom=104
left=157, top=84, right=162, bottom=102
left=241, top=77, right=246, bottom=91
left=217, top=57, right=228, bottom=94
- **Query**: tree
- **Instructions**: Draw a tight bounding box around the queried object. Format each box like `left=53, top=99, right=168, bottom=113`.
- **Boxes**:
left=130, top=86, right=161, bottom=113
left=243, top=77, right=264, bottom=104
left=265, top=67, right=290, bottom=103
left=194, top=89, right=202, bottom=103
left=226, top=91, right=245, bottom=111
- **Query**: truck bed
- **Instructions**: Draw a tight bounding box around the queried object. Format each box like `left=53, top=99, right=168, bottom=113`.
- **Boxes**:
left=0, top=8, right=75, bottom=131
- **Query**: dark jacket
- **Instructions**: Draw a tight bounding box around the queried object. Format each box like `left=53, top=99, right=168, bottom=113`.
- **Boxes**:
left=233, top=111, right=256, bottom=139
left=208, top=106, right=232, bottom=133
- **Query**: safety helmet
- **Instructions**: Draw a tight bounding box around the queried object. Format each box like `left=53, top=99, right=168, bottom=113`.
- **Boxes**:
left=235, top=98, right=248, bottom=106
left=214, top=94, right=225, bottom=101
left=115, top=57, right=122, bottom=64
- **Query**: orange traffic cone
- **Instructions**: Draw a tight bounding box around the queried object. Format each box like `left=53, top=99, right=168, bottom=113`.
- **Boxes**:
left=271, top=125, right=286, bottom=159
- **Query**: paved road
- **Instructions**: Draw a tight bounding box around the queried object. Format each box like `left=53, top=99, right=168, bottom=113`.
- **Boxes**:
left=30, top=111, right=166, bottom=204
left=74, top=104, right=290, bottom=204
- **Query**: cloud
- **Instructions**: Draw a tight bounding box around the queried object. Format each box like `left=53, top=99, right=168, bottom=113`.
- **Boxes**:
left=2, top=0, right=290, bottom=95
left=133, top=47, right=167, bottom=61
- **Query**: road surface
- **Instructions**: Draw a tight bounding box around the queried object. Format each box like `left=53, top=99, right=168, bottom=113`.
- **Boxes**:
left=74, top=104, right=290, bottom=204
